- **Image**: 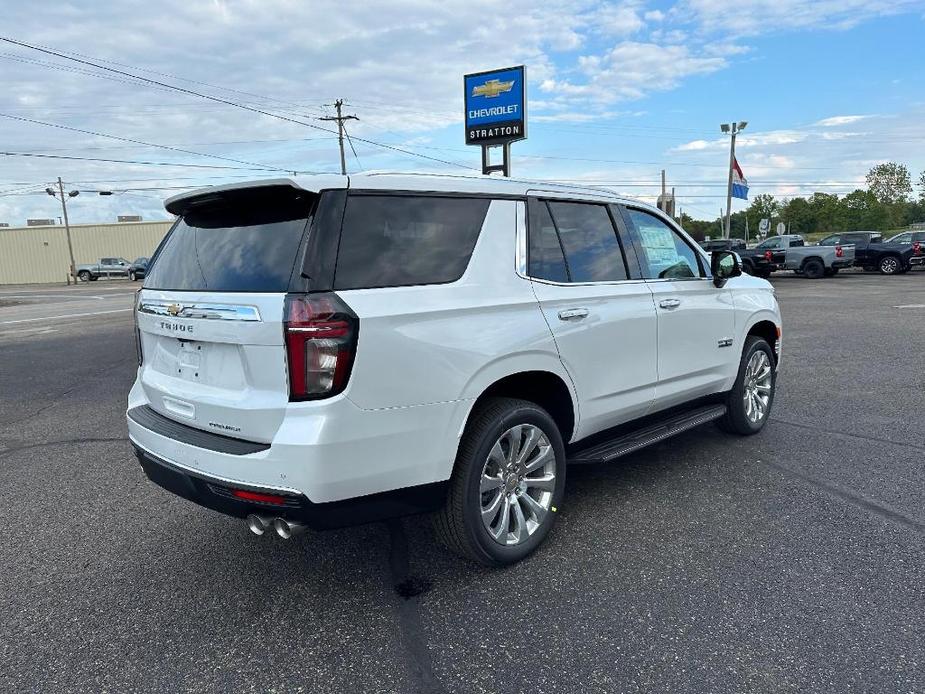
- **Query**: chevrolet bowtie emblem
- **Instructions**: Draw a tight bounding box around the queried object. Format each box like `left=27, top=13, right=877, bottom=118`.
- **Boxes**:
left=167, top=303, right=181, bottom=316
left=472, top=79, right=515, bottom=98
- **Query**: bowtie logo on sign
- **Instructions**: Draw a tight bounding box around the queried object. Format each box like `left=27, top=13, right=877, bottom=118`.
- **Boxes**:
left=472, top=79, right=515, bottom=98
left=464, top=65, right=527, bottom=175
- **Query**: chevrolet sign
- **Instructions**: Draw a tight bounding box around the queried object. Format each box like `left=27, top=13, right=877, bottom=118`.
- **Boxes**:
left=464, top=66, right=526, bottom=146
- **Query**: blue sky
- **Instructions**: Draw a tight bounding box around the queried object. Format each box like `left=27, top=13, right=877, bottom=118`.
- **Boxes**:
left=1, top=0, right=924, bottom=224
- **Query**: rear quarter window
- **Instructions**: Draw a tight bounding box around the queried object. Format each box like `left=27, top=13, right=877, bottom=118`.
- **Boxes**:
left=333, top=195, right=490, bottom=290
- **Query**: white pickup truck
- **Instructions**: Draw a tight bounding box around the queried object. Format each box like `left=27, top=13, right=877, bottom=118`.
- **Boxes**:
left=752, top=234, right=855, bottom=279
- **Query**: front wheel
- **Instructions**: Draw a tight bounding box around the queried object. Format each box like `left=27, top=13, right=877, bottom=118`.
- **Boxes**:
left=717, top=336, right=776, bottom=435
left=77, top=270, right=91, bottom=282
left=434, top=397, right=566, bottom=566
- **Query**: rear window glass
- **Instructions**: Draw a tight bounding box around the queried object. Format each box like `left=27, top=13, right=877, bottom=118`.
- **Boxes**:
left=333, top=195, right=490, bottom=290
left=144, top=189, right=313, bottom=292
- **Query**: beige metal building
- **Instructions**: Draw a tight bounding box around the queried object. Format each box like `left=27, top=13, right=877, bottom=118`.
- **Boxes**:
left=0, top=219, right=174, bottom=285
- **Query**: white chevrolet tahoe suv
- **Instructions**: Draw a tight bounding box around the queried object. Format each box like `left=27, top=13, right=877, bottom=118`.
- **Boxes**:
left=128, top=172, right=781, bottom=566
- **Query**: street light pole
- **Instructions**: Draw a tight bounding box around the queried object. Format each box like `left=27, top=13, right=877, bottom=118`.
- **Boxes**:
left=720, top=121, right=747, bottom=240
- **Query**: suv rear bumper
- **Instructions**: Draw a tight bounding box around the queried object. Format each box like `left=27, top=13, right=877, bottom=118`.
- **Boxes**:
left=134, top=442, right=447, bottom=529
left=910, top=256, right=924, bottom=266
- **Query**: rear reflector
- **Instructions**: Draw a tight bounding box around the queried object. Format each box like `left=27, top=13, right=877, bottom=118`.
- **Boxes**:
left=835, top=244, right=844, bottom=258
left=231, top=489, right=289, bottom=505
left=284, top=293, right=358, bottom=401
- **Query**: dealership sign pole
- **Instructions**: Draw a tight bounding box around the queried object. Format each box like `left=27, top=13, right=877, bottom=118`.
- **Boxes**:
left=464, top=66, right=526, bottom=176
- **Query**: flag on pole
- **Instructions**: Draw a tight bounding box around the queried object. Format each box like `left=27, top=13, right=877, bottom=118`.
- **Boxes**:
left=731, top=158, right=749, bottom=200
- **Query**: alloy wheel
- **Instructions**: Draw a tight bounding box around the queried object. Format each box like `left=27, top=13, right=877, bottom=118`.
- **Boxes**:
left=479, top=424, right=556, bottom=546
left=743, top=351, right=772, bottom=424
left=881, top=257, right=899, bottom=274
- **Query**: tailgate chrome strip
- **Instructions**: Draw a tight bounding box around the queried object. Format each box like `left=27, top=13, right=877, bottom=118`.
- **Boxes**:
left=139, top=301, right=261, bottom=321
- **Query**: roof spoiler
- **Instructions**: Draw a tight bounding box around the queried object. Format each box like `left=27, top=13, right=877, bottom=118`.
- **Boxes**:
left=164, top=176, right=346, bottom=216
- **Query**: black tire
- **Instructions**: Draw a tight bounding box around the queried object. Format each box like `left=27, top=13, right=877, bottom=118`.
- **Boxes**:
left=802, top=259, right=824, bottom=279
left=717, top=336, right=776, bottom=436
left=89, top=274, right=98, bottom=281
left=879, top=255, right=901, bottom=275
left=129, top=271, right=137, bottom=281
left=77, top=270, right=91, bottom=282
left=755, top=268, right=772, bottom=279
left=741, top=261, right=755, bottom=276
left=434, top=397, right=566, bottom=567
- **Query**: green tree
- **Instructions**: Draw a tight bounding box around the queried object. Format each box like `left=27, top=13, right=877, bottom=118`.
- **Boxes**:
left=807, top=193, right=843, bottom=233
left=839, top=189, right=890, bottom=230
left=866, top=162, right=912, bottom=204
left=747, top=194, right=779, bottom=223
left=780, top=197, right=815, bottom=234
left=918, top=171, right=925, bottom=203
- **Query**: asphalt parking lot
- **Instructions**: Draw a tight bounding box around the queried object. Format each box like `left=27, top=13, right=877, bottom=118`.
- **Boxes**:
left=1, top=273, right=923, bottom=694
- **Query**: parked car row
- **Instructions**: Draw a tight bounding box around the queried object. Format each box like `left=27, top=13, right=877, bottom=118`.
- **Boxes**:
left=700, top=231, right=923, bottom=279
left=75, top=256, right=149, bottom=281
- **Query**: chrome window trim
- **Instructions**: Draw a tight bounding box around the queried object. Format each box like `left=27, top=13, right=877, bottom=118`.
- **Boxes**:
left=527, top=277, right=649, bottom=288
left=515, top=200, right=528, bottom=278
left=138, top=301, right=261, bottom=322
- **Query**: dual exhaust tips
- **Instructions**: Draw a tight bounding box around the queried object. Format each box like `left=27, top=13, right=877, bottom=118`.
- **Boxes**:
left=246, top=514, right=307, bottom=540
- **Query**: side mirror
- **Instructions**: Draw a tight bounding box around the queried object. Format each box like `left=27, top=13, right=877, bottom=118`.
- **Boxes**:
left=711, top=250, right=742, bottom=288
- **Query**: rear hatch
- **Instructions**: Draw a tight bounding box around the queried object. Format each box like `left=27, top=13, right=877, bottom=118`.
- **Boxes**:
left=136, top=185, right=318, bottom=444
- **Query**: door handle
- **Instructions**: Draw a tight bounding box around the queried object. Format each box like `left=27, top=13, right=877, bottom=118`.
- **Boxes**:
left=659, top=298, right=682, bottom=309
left=558, top=308, right=589, bottom=321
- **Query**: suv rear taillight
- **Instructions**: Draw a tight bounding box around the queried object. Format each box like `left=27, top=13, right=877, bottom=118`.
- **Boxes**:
left=284, top=293, right=358, bottom=401
left=914, top=241, right=922, bottom=256
left=764, top=250, right=773, bottom=262
left=835, top=244, right=844, bottom=258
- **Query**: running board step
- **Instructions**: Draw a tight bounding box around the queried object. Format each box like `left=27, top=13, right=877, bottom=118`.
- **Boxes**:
left=568, top=404, right=727, bottom=464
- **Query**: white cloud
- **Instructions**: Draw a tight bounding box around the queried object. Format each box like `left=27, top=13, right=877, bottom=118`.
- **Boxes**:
left=672, top=0, right=925, bottom=36
left=815, top=115, right=875, bottom=127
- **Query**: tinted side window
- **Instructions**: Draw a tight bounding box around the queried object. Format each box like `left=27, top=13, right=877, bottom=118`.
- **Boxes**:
left=528, top=201, right=568, bottom=282
left=758, top=237, right=781, bottom=249
left=334, top=195, right=489, bottom=290
left=818, top=235, right=839, bottom=246
left=546, top=202, right=628, bottom=282
left=624, top=208, right=702, bottom=280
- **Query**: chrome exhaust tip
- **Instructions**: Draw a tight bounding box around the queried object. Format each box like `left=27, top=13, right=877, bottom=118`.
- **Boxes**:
left=273, top=518, right=307, bottom=539
left=246, top=514, right=272, bottom=536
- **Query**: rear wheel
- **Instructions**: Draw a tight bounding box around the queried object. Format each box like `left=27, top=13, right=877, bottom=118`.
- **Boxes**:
left=879, top=255, right=900, bottom=275
left=129, top=271, right=137, bottom=281
left=77, top=270, right=91, bottom=282
left=434, top=397, right=566, bottom=566
left=718, top=336, right=776, bottom=435
left=802, top=259, right=824, bottom=279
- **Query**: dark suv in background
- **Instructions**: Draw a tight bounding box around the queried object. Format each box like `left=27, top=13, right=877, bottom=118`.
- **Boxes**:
left=817, top=231, right=920, bottom=275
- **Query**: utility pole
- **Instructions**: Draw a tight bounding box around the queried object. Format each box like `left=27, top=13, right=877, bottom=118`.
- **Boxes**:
left=46, top=177, right=78, bottom=280
left=319, top=99, right=359, bottom=175
left=720, top=121, right=747, bottom=239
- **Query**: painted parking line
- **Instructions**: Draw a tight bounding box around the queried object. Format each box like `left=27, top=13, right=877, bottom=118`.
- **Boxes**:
left=0, top=294, right=108, bottom=301
left=894, top=304, right=925, bottom=309
left=0, top=308, right=132, bottom=325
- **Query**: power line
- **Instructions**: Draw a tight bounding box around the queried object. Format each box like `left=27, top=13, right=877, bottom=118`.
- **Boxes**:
left=0, top=35, right=476, bottom=171
left=343, top=124, right=363, bottom=171
left=0, top=150, right=299, bottom=171
left=0, top=112, right=285, bottom=171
